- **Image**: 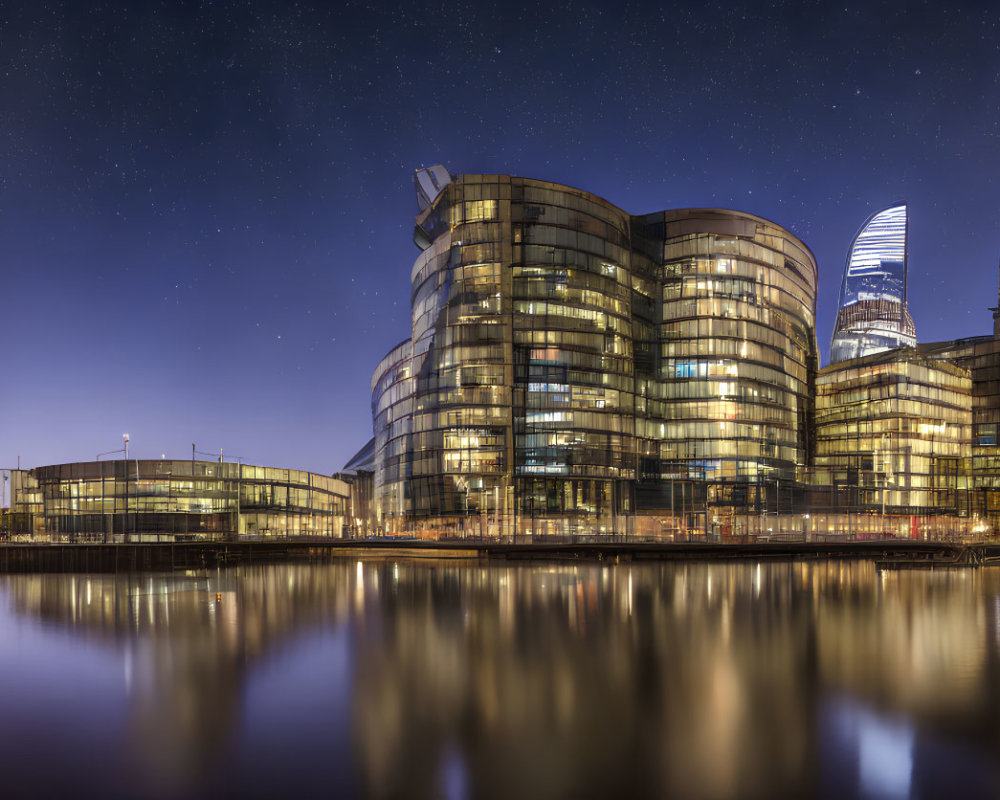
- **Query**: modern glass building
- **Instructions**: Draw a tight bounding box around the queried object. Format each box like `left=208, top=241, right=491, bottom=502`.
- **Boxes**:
left=651, top=209, right=818, bottom=488
left=830, top=204, right=916, bottom=363
left=920, top=333, right=1000, bottom=530
left=813, top=348, right=971, bottom=534
left=9, top=460, right=349, bottom=542
left=371, top=168, right=818, bottom=537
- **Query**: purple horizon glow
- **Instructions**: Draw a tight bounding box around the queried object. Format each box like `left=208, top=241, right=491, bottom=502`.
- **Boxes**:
left=3, top=1, right=999, bottom=474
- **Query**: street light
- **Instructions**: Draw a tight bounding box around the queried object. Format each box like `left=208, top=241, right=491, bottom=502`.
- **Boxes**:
left=96, top=435, right=132, bottom=542
left=2, top=471, right=8, bottom=539
left=123, top=434, right=131, bottom=543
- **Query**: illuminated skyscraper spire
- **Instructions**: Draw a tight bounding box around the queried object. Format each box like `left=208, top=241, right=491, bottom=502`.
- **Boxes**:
left=830, top=204, right=916, bottom=363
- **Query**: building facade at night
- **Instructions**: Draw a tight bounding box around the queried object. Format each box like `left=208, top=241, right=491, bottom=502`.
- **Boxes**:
left=830, top=204, right=916, bottom=363
left=812, top=349, right=972, bottom=536
left=9, top=460, right=348, bottom=542
left=370, top=169, right=818, bottom=536
left=919, top=315, right=1000, bottom=531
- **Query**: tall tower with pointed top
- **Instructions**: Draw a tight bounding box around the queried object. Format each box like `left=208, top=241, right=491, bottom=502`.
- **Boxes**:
left=830, top=204, right=916, bottom=363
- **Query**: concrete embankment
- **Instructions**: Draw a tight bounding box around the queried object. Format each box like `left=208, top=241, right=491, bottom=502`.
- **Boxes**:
left=0, top=539, right=994, bottom=573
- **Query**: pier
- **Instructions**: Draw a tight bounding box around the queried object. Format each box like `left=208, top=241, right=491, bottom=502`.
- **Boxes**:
left=0, top=539, right=997, bottom=573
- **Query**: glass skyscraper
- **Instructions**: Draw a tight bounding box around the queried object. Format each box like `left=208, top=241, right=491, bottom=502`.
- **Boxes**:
left=371, top=168, right=818, bottom=537
left=830, top=204, right=916, bottom=363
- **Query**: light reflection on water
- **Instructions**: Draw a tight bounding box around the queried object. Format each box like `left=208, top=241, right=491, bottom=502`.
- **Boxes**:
left=0, top=560, right=998, bottom=799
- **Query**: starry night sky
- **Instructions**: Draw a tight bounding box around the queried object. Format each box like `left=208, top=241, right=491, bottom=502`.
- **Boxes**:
left=3, top=0, right=999, bottom=474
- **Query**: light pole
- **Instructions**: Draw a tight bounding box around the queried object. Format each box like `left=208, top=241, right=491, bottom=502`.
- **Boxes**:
left=2, top=471, right=8, bottom=540
left=880, top=433, right=888, bottom=534
left=123, top=433, right=131, bottom=543
left=97, top=435, right=130, bottom=542
left=236, top=456, right=242, bottom=541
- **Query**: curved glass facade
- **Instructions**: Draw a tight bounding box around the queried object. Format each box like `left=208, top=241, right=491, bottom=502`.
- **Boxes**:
left=11, top=460, right=348, bottom=541
left=830, top=204, right=916, bottom=363
left=654, top=210, right=818, bottom=487
left=372, top=170, right=818, bottom=536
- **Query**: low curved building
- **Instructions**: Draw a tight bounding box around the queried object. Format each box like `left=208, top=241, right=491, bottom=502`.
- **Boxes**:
left=371, top=168, right=819, bottom=537
left=10, top=459, right=348, bottom=542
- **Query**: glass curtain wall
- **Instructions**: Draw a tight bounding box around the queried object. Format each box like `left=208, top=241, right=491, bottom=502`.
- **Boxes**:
left=406, top=174, right=513, bottom=535
left=374, top=173, right=642, bottom=535
left=512, top=179, right=638, bottom=535
left=649, top=210, right=818, bottom=527
left=814, top=350, right=971, bottom=528
left=15, top=461, right=347, bottom=542
left=372, top=340, right=417, bottom=524
left=919, top=336, right=1000, bottom=530
left=9, top=470, right=43, bottom=537
left=830, top=204, right=916, bottom=363
left=372, top=171, right=819, bottom=537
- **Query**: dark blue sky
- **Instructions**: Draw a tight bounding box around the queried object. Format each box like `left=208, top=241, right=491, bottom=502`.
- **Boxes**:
left=3, top=0, right=999, bottom=473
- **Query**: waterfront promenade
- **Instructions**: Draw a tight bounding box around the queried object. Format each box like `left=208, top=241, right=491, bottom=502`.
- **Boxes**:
left=0, top=538, right=996, bottom=573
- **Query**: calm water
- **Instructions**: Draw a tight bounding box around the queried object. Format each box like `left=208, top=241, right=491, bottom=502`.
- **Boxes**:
left=0, top=558, right=998, bottom=799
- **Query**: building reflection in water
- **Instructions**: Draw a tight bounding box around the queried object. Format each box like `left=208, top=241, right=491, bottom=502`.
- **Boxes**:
left=1, top=560, right=1000, bottom=799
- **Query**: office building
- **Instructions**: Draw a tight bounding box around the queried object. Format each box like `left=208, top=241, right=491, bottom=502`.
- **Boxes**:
left=370, top=168, right=818, bottom=536
left=919, top=296, right=1000, bottom=531
left=9, top=459, right=348, bottom=542
left=813, top=348, right=972, bottom=537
